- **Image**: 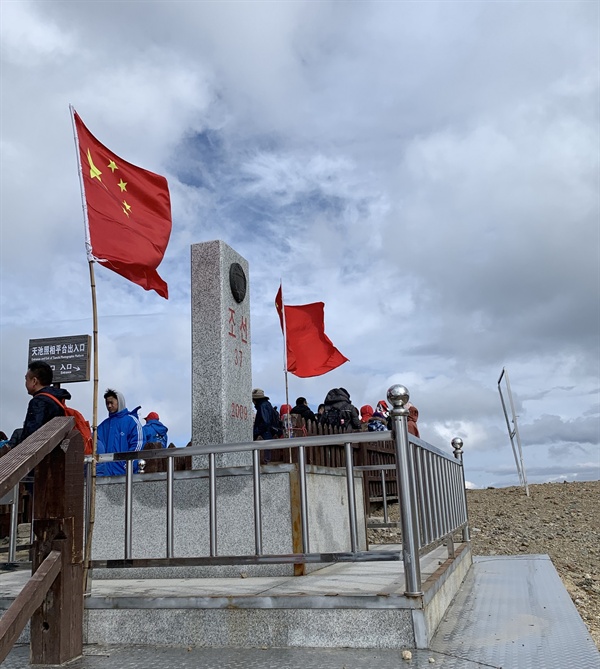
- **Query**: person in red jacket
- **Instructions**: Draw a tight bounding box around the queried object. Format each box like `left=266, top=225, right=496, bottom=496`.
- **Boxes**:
left=407, top=403, right=420, bottom=438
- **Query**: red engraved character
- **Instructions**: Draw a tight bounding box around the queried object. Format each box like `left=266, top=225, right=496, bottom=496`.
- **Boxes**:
left=228, top=308, right=236, bottom=338
left=239, top=316, right=248, bottom=344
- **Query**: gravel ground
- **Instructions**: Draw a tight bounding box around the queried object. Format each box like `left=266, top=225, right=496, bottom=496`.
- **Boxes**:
left=367, top=479, right=600, bottom=649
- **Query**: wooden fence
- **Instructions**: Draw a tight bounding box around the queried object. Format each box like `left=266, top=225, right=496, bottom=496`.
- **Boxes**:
left=0, top=418, right=84, bottom=665
left=276, top=416, right=399, bottom=516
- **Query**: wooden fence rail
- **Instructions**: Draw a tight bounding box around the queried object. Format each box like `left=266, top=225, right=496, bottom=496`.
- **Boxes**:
left=0, top=417, right=84, bottom=665
left=284, top=418, right=398, bottom=516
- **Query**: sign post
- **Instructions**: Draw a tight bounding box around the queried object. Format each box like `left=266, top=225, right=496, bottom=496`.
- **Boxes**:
left=28, top=335, right=91, bottom=384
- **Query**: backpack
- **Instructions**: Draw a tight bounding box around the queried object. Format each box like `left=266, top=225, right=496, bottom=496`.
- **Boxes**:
left=270, top=407, right=284, bottom=438
left=322, top=406, right=351, bottom=429
left=39, top=393, right=93, bottom=455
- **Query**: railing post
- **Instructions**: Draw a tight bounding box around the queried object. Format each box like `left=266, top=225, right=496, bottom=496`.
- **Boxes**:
left=8, top=485, right=19, bottom=564
left=344, top=442, right=358, bottom=553
left=297, top=444, right=310, bottom=554
left=31, top=428, right=84, bottom=664
left=388, top=384, right=422, bottom=596
left=252, top=449, right=263, bottom=555
left=124, top=460, right=134, bottom=559
left=452, top=437, right=470, bottom=542
left=381, top=470, right=388, bottom=524
left=209, top=452, right=217, bottom=556
left=166, top=456, right=174, bottom=558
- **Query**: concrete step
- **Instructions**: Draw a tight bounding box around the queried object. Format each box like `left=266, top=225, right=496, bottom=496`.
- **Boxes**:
left=5, top=555, right=599, bottom=667
left=1, top=544, right=470, bottom=649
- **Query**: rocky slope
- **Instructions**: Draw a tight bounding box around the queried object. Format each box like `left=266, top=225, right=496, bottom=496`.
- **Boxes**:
left=368, top=480, right=599, bottom=648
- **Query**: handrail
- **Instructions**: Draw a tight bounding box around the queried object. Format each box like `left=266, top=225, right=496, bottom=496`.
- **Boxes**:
left=0, top=418, right=74, bottom=498
left=0, top=417, right=84, bottom=665
left=92, top=385, right=469, bottom=599
left=97, top=430, right=456, bottom=464
left=0, top=550, right=62, bottom=656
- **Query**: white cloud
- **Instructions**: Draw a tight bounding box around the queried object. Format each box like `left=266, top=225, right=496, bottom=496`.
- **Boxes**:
left=1, top=1, right=597, bottom=490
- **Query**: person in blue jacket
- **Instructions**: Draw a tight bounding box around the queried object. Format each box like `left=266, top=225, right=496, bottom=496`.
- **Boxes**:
left=96, top=388, right=143, bottom=476
left=142, top=411, right=168, bottom=448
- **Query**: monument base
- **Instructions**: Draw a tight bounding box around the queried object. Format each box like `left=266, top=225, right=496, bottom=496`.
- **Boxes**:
left=92, top=464, right=367, bottom=579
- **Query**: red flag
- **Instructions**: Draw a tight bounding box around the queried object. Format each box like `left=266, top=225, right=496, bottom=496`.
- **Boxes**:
left=275, top=286, right=348, bottom=378
left=73, top=109, right=172, bottom=299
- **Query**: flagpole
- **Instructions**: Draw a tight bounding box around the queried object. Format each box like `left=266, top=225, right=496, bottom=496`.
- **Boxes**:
left=71, top=104, right=98, bottom=591
left=280, top=282, right=292, bottom=440
left=85, top=260, right=99, bottom=587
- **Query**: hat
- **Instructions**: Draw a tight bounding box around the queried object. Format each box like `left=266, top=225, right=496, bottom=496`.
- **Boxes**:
left=252, top=388, right=269, bottom=400
left=360, top=405, right=374, bottom=422
left=144, top=411, right=159, bottom=421
left=280, top=403, right=292, bottom=416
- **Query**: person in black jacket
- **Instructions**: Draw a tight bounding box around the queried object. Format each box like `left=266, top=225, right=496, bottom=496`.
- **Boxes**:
left=322, top=388, right=361, bottom=430
left=290, top=397, right=316, bottom=426
left=9, top=361, right=71, bottom=447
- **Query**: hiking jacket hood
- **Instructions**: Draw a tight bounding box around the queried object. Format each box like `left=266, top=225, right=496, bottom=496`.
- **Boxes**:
left=143, top=419, right=169, bottom=448
left=96, top=406, right=143, bottom=477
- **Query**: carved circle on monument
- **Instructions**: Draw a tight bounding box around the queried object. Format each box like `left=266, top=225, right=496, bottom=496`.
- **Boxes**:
left=229, top=262, right=247, bottom=303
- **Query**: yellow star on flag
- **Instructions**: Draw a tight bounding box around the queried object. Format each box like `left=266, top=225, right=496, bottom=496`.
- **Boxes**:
left=108, top=160, right=118, bottom=173
left=87, top=149, right=102, bottom=181
left=122, top=200, right=132, bottom=217
left=118, top=179, right=127, bottom=192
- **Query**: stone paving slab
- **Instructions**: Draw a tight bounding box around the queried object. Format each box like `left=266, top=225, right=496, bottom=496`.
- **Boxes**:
left=4, top=554, right=599, bottom=667
left=0, top=544, right=449, bottom=603
left=3, top=644, right=488, bottom=668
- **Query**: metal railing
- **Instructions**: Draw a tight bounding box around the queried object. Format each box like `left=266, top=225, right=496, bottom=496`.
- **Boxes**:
left=92, top=384, right=469, bottom=596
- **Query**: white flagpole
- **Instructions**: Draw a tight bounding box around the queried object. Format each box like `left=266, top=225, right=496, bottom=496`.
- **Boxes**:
left=70, top=104, right=98, bottom=591
left=279, top=281, right=292, bottom=438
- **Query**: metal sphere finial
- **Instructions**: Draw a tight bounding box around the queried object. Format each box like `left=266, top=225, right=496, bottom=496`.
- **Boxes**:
left=451, top=438, right=464, bottom=458
left=138, top=459, right=146, bottom=474
left=387, top=384, right=410, bottom=408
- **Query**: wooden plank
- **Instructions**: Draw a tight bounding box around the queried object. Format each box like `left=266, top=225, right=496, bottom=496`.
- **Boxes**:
left=0, top=417, right=73, bottom=498
left=31, top=430, right=84, bottom=665
left=0, top=550, right=61, bottom=664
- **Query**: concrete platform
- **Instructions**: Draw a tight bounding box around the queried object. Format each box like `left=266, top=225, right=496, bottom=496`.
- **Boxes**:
left=4, top=553, right=599, bottom=668
left=0, top=543, right=470, bottom=650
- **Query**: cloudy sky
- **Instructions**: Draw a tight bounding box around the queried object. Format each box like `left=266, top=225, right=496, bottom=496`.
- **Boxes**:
left=1, top=1, right=598, bottom=488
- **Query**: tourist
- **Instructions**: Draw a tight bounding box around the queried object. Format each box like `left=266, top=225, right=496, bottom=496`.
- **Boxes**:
left=291, top=397, right=316, bottom=426
left=252, top=388, right=279, bottom=441
left=321, top=388, right=361, bottom=430
left=142, top=411, right=169, bottom=448
left=96, top=389, right=143, bottom=477
left=368, top=411, right=388, bottom=432
left=407, top=403, right=420, bottom=438
left=9, top=361, right=71, bottom=448
left=279, top=403, right=293, bottom=435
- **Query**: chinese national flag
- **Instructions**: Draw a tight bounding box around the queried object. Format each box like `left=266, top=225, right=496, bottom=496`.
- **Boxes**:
left=73, top=110, right=172, bottom=298
left=275, top=286, right=349, bottom=378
